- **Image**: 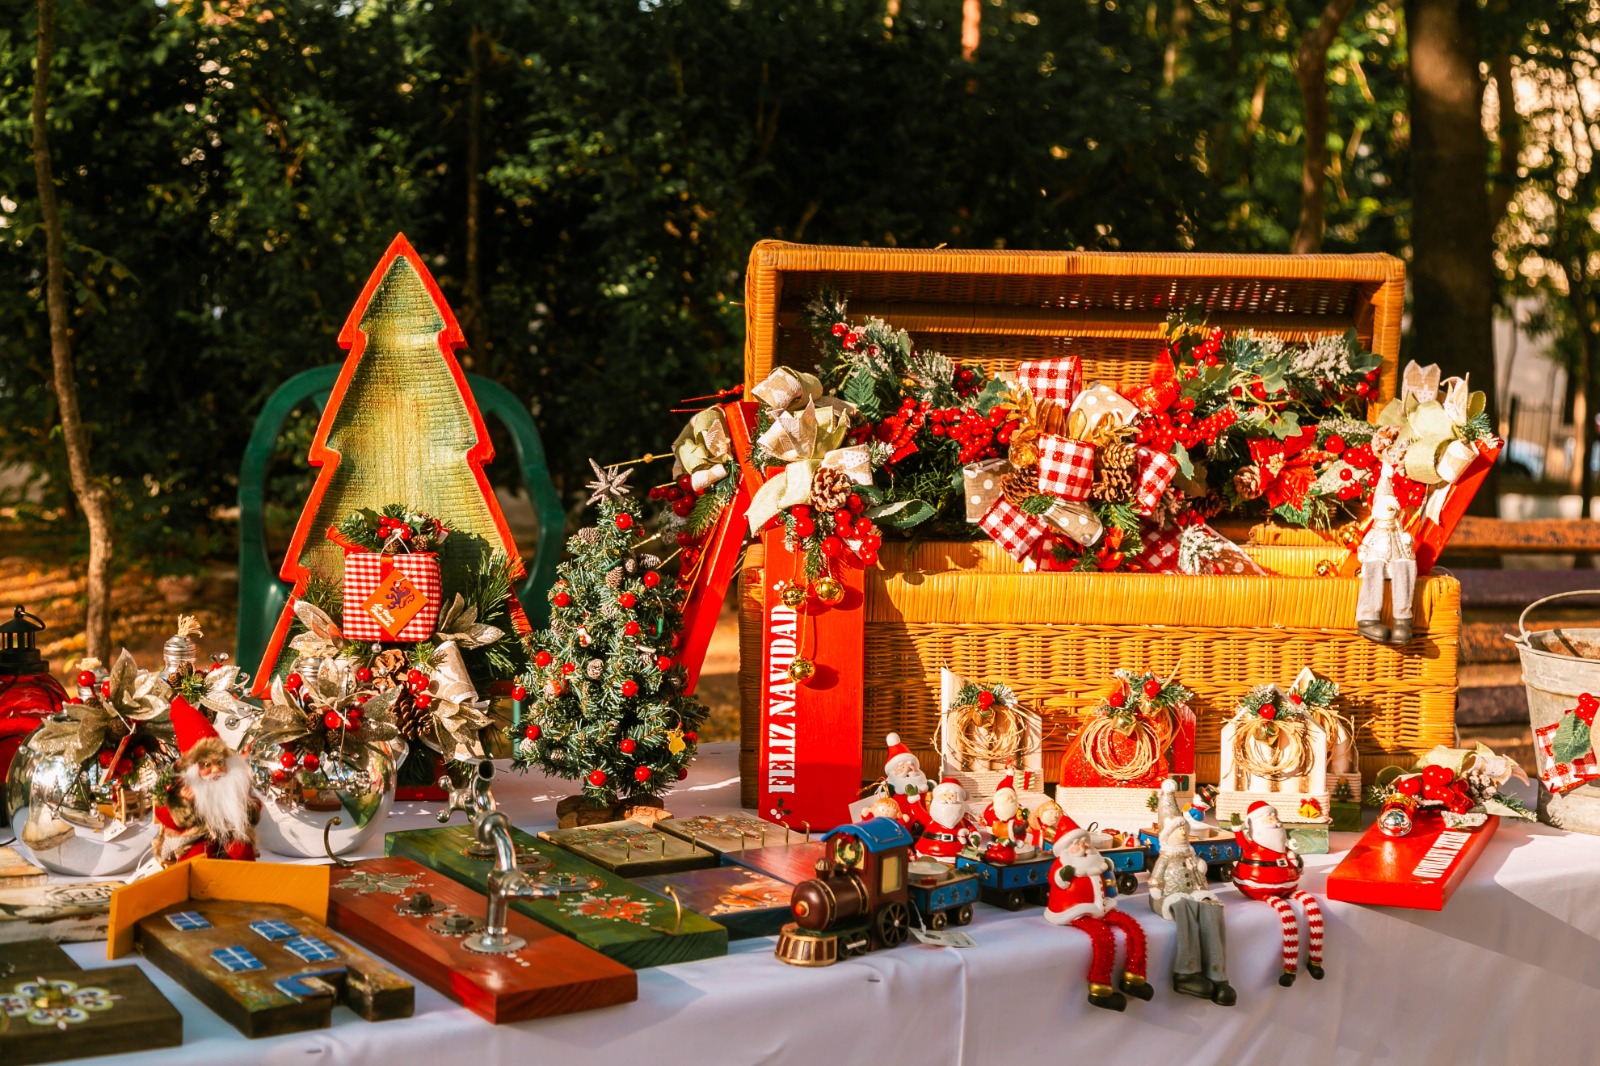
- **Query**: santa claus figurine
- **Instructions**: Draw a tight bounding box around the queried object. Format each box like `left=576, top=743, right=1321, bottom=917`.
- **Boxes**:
left=917, top=778, right=976, bottom=861
left=1232, top=800, right=1325, bottom=986
left=879, top=733, right=930, bottom=835
left=1045, top=827, right=1152, bottom=1012
left=154, top=696, right=260, bottom=865
left=980, top=771, right=1031, bottom=863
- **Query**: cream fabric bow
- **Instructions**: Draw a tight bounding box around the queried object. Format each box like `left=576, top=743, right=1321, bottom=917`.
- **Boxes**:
left=425, top=640, right=492, bottom=762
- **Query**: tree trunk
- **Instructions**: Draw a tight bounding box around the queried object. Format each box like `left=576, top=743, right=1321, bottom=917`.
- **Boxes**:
left=1162, top=0, right=1192, bottom=87
left=32, top=0, right=114, bottom=660
left=1291, top=0, right=1360, bottom=253
left=1486, top=46, right=1520, bottom=228
left=1405, top=0, right=1498, bottom=513
left=463, top=25, right=488, bottom=374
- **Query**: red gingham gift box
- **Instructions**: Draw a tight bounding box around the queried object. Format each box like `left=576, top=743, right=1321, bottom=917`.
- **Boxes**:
left=1133, top=446, right=1180, bottom=515
left=979, top=496, right=1048, bottom=562
left=1014, top=356, right=1083, bottom=406
left=341, top=549, right=442, bottom=641
left=1037, top=434, right=1096, bottom=501
left=1534, top=720, right=1600, bottom=794
left=1131, top=521, right=1182, bottom=574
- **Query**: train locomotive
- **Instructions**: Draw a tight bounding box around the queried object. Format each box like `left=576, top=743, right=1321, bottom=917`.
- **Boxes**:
left=774, top=819, right=915, bottom=967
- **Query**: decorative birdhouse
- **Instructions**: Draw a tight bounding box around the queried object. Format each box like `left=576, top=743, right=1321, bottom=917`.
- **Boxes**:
left=0, top=605, right=69, bottom=789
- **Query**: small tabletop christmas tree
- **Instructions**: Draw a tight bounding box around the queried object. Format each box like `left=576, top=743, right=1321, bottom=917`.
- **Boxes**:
left=515, top=463, right=708, bottom=818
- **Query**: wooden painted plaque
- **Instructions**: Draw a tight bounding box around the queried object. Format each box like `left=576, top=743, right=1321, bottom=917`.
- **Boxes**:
left=135, top=899, right=413, bottom=1038
left=0, top=881, right=118, bottom=945
left=721, top=838, right=828, bottom=886
left=538, top=819, right=719, bottom=876
left=386, top=824, right=727, bottom=969
left=1326, top=810, right=1499, bottom=911
left=0, top=847, right=46, bottom=888
left=327, top=857, right=636, bottom=1023
left=630, top=866, right=793, bottom=940
left=0, top=938, right=182, bottom=1066
left=654, top=810, right=790, bottom=856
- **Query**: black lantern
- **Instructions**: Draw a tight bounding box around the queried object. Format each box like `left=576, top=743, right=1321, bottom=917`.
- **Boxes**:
left=0, top=606, right=50, bottom=675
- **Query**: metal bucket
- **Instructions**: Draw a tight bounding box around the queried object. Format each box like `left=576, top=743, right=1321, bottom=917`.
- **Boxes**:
left=1509, top=590, right=1600, bottom=834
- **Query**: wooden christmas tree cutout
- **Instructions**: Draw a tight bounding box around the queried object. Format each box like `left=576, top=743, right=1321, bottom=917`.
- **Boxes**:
left=253, top=234, right=528, bottom=695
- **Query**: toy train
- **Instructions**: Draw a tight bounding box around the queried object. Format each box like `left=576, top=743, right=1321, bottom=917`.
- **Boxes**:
left=1137, top=825, right=1241, bottom=882
left=774, top=820, right=916, bottom=967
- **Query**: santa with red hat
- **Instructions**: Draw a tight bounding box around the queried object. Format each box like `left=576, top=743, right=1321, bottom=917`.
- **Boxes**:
left=878, top=733, right=931, bottom=834
left=917, top=778, right=976, bottom=860
left=980, top=770, right=1031, bottom=863
left=154, top=696, right=260, bottom=866
left=1045, top=827, right=1151, bottom=1012
left=1232, top=800, right=1325, bottom=985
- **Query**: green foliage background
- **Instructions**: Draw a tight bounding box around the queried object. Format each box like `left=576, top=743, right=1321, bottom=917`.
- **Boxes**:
left=0, top=0, right=1434, bottom=572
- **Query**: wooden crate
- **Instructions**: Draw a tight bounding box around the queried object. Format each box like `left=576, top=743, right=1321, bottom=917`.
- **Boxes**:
left=737, top=243, right=1456, bottom=804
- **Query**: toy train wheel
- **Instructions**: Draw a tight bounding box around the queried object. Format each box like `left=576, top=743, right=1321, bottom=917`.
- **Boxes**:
left=1002, top=890, right=1024, bottom=911
left=929, top=910, right=948, bottom=931
left=877, top=902, right=910, bottom=948
left=1211, top=862, right=1234, bottom=882
left=954, top=904, right=974, bottom=926
left=1116, top=872, right=1138, bottom=896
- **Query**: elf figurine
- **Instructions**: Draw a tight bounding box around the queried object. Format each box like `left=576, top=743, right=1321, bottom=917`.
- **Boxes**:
left=917, top=778, right=976, bottom=861
left=154, top=697, right=261, bottom=865
left=981, top=771, right=1031, bottom=862
left=1232, top=801, right=1325, bottom=986
left=1148, top=780, right=1234, bottom=1005
left=1045, top=827, right=1152, bottom=1012
left=879, top=733, right=931, bottom=836
left=1028, top=798, right=1073, bottom=849
left=1355, top=469, right=1416, bottom=645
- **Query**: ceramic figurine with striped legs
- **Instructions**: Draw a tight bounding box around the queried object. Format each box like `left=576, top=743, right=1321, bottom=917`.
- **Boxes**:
left=1044, top=827, right=1152, bottom=1012
left=1231, top=801, right=1325, bottom=985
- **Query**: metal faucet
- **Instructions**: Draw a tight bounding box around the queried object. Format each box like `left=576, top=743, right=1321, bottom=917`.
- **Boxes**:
left=462, top=810, right=551, bottom=955
left=438, top=760, right=497, bottom=824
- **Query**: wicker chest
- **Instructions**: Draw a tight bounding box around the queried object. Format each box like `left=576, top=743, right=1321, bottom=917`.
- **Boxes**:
left=735, top=242, right=1457, bottom=805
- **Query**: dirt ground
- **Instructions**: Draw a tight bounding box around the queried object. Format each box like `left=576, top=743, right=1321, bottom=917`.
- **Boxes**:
left=0, top=542, right=1524, bottom=769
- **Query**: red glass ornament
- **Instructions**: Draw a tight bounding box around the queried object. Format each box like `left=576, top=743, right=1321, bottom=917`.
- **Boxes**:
left=615, top=512, right=634, bottom=531
left=271, top=769, right=289, bottom=786
left=618, top=593, right=637, bottom=609
left=634, top=766, right=652, bottom=782
left=656, top=656, right=673, bottom=672
left=624, top=621, right=641, bottom=637
left=619, top=738, right=636, bottom=754
left=562, top=662, right=576, bottom=675
left=642, top=571, right=661, bottom=589
left=677, top=768, right=688, bottom=781
left=355, top=667, right=373, bottom=683
left=1108, top=688, right=1127, bottom=708
left=302, top=753, right=321, bottom=772
left=280, top=751, right=299, bottom=770
left=621, top=679, right=639, bottom=697
left=588, top=769, right=607, bottom=787
left=684, top=731, right=697, bottom=744
left=534, top=650, right=553, bottom=668
left=0, top=607, right=68, bottom=779
left=524, top=723, right=542, bottom=741
left=553, top=591, right=572, bottom=608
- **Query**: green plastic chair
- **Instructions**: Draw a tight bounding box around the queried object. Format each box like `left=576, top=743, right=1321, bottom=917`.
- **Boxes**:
left=235, top=365, right=564, bottom=675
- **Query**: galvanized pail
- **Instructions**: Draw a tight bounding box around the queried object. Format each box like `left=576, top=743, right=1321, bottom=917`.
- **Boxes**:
left=1509, top=590, right=1600, bottom=834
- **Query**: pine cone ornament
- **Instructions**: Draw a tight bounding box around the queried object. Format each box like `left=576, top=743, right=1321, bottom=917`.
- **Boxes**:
left=810, top=466, right=853, bottom=512
left=1233, top=465, right=1265, bottom=500
left=586, top=658, right=605, bottom=679
left=578, top=527, right=602, bottom=546
left=600, top=603, right=618, bottom=619
left=371, top=649, right=410, bottom=690
left=623, top=555, right=639, bottom=576
left=1090, top=438, right=1137, bottom=504
left=395, top=693, right=433, bottom=744
left=638, top=553, right=662, bottom=570
left=1001, top=465, right=1042, bottom=507
left=606, top=567, right=625, bottom=590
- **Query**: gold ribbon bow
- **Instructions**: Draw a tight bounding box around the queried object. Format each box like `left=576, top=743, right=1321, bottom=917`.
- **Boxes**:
left=424, top=640, right=493, bottom=761
left=672, top=406, right=733, bottom=492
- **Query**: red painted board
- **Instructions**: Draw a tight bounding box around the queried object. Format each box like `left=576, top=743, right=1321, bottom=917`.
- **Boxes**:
left=1325, top=810, right=1499, bottom=911
left=1413, top=439, right=1503, bottom=574
left=678, top=402, right=757, bottom=696
left=756, top=527, right=864, bottom=832
left=327, top=857, right=636, bottom=1024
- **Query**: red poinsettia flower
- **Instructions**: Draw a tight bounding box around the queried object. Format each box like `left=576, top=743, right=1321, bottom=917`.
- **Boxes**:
left=1247, top=426, right=1323, bottom=510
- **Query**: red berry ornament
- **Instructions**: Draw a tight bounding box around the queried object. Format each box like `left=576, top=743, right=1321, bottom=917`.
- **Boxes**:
left=76, top=670, right=96, bottom=688
left=615, top=512, right=634, bottom=531
left=553, top=591, right=572, bottom=608
left=355, top=666, right=373, bottom=683
left=656, top=656, right=673, bottom=672
left=302, top=753, right=321, bottom=772
left=281, top=751, right=299, bottom=770
left=618, top=592, right=637, bottom=609
left=624, top=621, right=641, bottom=637
left=1395, top=775, right=1423, bottom=797
left=643, top=571, right=661, bottom=588
left=98, top=750, right=114, bottom=767
left=1260, top=705, right=1278, bottom=721
left=285, top=673, right=303, bottom=692
left=1108, top=688, right=1127, bottom=709
left=414, top=692, right=433, bottom=710
left=534, top=650, right=553, bottom=668
left=588, top=769, right=607, bottom=787
left=324, top=711, right=344, bottom=730
left=524, top=724, right=542, bottom=741
left=621, top=679, right=639, bottom=697
left=99, top=680, right=113, bottom=698
left=977, top=691, right=995, bottom=709
left=1142, top=679, right=1162, bottom=699
left=345, top=709, right=363, bottom=729
left=634, top=766, right=652, bottom=783
left=271, top=770, right=289, bottom=786
left=684, top=731, right=697, bottom=744
left=820, top=536, right=844, bottom=558
left=512, top=684, right=528, bottom=701
left=620, top=738, right=636, bottom=754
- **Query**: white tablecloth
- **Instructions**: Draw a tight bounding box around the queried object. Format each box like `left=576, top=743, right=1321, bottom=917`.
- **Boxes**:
left=44, top=743, right=1600, bottom=1066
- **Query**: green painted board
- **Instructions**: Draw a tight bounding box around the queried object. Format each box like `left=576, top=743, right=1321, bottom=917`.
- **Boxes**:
left=385, top=825, right=727, bottom=969
left=538, top=820, right=719, bottom=876
left=630, top=867, right=793, bottom=940
left=0, top=938, right=183, bottom=1065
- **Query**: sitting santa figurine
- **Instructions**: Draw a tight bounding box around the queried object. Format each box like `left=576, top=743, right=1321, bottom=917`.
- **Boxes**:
left=980, top=771, right=1031, bottom=863
left=1045, top=827, right=1152, bottom=1012
left=879, top=733, right=930, bottom=835
left=154, top=697, right=260, bottom=865
left=1232, top=800, right=1325, bottom=986
left=917, top=778, right=976, bottom=861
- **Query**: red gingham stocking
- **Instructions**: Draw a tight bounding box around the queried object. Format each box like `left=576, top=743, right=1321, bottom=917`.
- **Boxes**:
left=1293, top=891, right=1324, bottom=968
left=1265, top=895, right=1300, bottom=974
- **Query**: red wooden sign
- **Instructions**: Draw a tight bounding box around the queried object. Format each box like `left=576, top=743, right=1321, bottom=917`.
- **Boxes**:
left=1325, top=809, right=1499, bottom=911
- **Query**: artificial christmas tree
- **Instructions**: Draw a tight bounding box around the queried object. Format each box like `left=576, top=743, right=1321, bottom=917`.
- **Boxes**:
left=516, top=467, right=709, bottom=825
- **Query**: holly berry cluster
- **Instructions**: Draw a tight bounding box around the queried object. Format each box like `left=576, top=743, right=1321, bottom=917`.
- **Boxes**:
left=1102, top=669, right=1192, bottom=718
left=784, top=490, right=884, bottom=569
left=95, top=743, right=151, bottom=786
left=336, top=504, right=449, bottom=554
left=267, top=668, right=379, bottom=787
left=1234, top=677, right=1335, bottom=724
left=927, top=404, right=1017, bottom=464
left=1389, top=764, right=1474, bottom=816
left=649, top=473, right=713, bottom=521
